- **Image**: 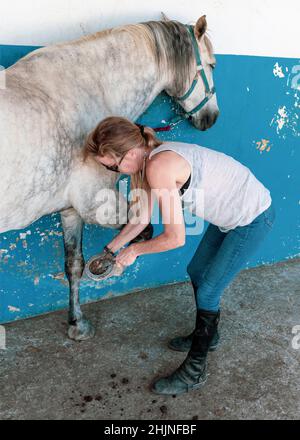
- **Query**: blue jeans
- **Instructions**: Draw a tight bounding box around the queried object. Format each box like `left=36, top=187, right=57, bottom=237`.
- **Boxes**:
left=186, top=202, right=276, bottom=312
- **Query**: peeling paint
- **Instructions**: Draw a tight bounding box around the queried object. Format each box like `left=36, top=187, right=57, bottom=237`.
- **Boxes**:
left=34, top=276, right=40, bottom=286
left=270, top=103, right=300, bottom=138
left=273, top=62, right=285, bottom=78
left=270, top=105, right=288, bottom=133
left=17, top=260, right=28, bottom=267
left=277, top=106, right=288, bottom=130
left=49, top=272, right=65, bottom=280
left=255, top=139, right=272, bottom=154
left=270, top=63, right=300, bottom=138
left=8, top=305, right=21, bottom=313
left=19, top=231, right=31, bottom=240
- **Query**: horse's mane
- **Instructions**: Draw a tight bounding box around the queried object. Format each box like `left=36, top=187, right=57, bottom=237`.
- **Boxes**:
left=80, top=20, right=214, bottom=96
left=110, top=20, right=215, bottom=95
left=113, top=20, right=215, bottom=60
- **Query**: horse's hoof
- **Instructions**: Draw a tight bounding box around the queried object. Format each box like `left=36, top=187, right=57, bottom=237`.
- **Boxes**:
left=68, top=319, right=95, bottom=341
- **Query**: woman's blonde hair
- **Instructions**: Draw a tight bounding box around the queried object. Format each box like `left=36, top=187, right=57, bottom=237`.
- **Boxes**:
left=83, top=116, right=163, bottom=220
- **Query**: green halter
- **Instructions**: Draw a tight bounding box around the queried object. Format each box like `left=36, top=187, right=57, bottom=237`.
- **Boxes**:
left=147, top=24, right=217, bottom=131
left=175, top=24, right=216, bottom=118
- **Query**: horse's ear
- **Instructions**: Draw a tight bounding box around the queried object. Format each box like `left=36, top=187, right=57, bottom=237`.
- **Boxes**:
left=161, top=11, right=170, bottom=21
left=194, top=15, right=207, bottom=40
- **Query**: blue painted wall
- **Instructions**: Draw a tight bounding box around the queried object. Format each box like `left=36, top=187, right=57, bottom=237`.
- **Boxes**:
left=0, top=45, right=299, bottom=323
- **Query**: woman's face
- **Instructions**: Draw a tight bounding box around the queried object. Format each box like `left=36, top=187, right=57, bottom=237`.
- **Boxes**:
left=95, top=148, right=144, bottom=175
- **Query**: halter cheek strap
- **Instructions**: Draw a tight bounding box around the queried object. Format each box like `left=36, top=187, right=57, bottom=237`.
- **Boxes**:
left=176, top=24, right=216, bottom=116
left=136, top=24, right=217, bottom=133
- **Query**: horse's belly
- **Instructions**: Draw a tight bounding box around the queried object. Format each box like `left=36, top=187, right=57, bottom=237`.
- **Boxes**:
left=0, top=187, right=70, bottom=233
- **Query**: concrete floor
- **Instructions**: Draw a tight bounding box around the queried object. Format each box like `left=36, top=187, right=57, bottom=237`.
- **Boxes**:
left=0, top=258, right=299, bottom=420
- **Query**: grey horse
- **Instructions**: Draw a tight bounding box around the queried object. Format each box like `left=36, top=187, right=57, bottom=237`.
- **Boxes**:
left=0, top=14, right=219, bottom=340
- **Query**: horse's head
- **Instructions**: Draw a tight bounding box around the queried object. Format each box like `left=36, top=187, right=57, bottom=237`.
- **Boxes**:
left=163, top=15, right=219, bottom=131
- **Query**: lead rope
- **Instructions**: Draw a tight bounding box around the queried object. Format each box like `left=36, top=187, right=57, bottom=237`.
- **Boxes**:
left=151, top=115, right=186, bottom=132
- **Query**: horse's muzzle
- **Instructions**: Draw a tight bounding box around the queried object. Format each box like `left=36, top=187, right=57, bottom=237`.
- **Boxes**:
left=192, top=111, right=220, bottom=131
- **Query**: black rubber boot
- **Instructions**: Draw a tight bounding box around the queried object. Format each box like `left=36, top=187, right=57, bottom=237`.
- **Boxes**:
left=150, top=309, right=220, bottom=396
left=168, top=310, right=220, bottom=352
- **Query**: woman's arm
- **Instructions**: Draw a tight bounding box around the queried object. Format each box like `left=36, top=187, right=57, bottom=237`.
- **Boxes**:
left=106, top=179, right=154, bottom=253
left=107, top=221, right=150, bottom=254
left=116, top=157, right=186, bottom=263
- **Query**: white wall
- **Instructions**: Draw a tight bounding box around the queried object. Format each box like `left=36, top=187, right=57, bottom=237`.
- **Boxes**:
left=0, top=0, right=299, bottom=58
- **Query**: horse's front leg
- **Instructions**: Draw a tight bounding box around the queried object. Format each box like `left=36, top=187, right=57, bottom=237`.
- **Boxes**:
left=60, top=207, right=95, bottom=341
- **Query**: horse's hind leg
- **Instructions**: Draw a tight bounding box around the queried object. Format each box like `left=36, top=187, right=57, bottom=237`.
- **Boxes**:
left=60, top=207, right=95, bottom=341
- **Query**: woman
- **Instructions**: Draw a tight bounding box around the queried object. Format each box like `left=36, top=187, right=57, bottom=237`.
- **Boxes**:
left=83, top=116, right=276, bottom=396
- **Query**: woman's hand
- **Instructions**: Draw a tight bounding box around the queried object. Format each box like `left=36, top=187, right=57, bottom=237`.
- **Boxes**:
left=115, top=245, right=138, bottom=268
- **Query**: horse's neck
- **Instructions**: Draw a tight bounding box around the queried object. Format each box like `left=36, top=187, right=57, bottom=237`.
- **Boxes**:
left=4, top=27, right=169, bottom=146
left=88, top=30, right=167, bottom=120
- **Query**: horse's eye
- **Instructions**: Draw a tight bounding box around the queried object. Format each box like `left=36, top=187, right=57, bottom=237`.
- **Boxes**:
left=211, top=63, right=216, bottom=70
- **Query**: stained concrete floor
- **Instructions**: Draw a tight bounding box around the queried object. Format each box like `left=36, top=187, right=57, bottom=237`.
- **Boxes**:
left=0, top=258, right=299, bottom=420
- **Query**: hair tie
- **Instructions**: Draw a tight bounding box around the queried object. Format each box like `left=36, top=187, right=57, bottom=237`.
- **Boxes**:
left=136, top=123, right=145, bottom=136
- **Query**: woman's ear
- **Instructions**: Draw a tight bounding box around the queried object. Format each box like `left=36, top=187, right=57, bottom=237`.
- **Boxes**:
left=194, top=15, right=207, bottom=41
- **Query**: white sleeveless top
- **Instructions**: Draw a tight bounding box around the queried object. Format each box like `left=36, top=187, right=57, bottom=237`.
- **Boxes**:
left=148, top=141, right=272, bottom=233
